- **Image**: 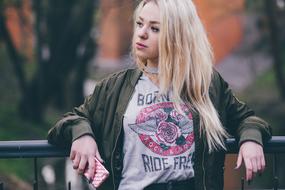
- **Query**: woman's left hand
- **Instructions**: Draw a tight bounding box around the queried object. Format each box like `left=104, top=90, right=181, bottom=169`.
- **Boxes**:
left=235, top=141, right=265, bottom=181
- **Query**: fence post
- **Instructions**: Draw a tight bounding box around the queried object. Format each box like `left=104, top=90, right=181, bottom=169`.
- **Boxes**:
left=274, top=176, right=279, bottom=190
left=67, top=181, right=71, bottom=190
left=240, top=177, right=244, bottom=190
left=34, top=158, right=38, bottom=190
left=273, top=153, right=279, bottom=190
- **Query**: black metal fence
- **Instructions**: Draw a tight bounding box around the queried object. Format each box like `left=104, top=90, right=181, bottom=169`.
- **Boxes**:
left=0, top=136, right=285, bottom=190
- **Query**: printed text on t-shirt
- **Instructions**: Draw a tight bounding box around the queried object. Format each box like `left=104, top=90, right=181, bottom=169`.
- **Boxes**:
left=141, top=153, right=194, bottom=172
left=137, top=91, right=170, bottom=106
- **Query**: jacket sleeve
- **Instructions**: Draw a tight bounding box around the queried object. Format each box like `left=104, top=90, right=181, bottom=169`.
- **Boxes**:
left=215, top=72, right=272, bottom=146
left=47, top=79, right=107, bottom=148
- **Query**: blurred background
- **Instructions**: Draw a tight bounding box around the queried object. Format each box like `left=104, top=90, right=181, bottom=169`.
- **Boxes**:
left=0, top=0, right=284, bottom=189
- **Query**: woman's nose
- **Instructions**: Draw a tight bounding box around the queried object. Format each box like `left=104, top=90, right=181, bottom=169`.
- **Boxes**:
left=138, top=27, right=148, bottom=39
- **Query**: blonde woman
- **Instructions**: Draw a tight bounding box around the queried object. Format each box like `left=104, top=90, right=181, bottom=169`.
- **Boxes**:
left=48, top=0, right=271, bottom=189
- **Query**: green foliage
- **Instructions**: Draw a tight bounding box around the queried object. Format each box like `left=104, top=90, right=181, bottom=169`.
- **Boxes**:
left=238, top=66, right=285, bottom=135
left=0, top=44, right=54, bottom=181
left=0, top=105, right=50, bottom=140
left=0, top=159, right=34, bottom=181
left=0, top=45, right=52, bottom=139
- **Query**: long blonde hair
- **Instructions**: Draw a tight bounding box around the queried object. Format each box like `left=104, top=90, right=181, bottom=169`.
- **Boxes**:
left=132, top=0, right=229, bottom=152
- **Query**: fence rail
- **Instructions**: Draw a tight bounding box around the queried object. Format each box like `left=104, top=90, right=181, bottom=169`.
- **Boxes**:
left=0, top=136, right=285, bottom=190
left=0, top=140, right=69, bottom=158
left=0, top=137, right=284, bottom=158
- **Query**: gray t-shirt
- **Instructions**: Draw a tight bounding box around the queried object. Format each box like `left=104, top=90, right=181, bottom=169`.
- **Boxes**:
left=118, top=74, right=195, bottom=190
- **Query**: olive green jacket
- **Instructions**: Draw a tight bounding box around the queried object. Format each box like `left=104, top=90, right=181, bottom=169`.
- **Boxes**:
left=47, top=68, right=271, bottom=190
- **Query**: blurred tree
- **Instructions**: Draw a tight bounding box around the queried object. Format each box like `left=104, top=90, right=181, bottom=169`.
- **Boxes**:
left=1, top=0, right=99, bottom=121
left=0, top=0, right=27, bottom=96
left=246, top=0, right=285, bottom=100
left=15, top=0, right=99, bottom=121
left=265, top=0, right=285, bottom=100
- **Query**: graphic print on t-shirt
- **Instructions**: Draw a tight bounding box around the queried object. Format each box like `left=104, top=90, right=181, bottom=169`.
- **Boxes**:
left=119, top=75, right=195, bottom=190
left=128, top=102, right=194, bottom=156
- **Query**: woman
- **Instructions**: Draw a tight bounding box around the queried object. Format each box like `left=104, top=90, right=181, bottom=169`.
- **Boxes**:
left=47, top=0, right=271, bottom=189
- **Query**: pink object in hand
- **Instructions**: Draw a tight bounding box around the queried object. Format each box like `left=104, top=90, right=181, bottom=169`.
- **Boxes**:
left=83, top=157, right=109, bottom=188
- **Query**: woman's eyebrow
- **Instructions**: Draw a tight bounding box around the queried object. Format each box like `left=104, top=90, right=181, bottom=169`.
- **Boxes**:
left=138, top=16, right=160, bottom=24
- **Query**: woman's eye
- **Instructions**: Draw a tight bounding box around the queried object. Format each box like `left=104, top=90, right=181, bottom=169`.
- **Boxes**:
left=136, top=21, right=143, bottom=28
left=151, top=27, right=159, bottom=33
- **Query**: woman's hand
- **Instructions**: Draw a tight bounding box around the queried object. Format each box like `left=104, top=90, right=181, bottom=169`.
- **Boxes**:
left=235, top=141, right=265, bottom=182
left=70, top=135, right=103, bottom=181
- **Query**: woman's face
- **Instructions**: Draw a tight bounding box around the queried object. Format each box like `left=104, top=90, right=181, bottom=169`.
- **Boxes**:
left=133, top=1, right=160, bottom=65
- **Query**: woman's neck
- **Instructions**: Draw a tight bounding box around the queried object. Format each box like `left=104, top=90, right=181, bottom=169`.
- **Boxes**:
left=146, top=59, right=158, bottom=68
left=143, top=60, right=159, bottom=86
left=144, top=59, right=158, bottom=74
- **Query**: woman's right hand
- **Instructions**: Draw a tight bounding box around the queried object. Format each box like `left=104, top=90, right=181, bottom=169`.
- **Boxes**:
left=70, top=135, right=103, bottom=180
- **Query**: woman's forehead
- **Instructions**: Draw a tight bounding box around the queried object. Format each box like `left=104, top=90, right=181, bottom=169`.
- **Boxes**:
left=139, top=1, right=160, bottom=23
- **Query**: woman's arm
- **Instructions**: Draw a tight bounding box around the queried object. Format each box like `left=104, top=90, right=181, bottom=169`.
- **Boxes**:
left=213, top=71, right=271, bottom=144
left=47, top=79, right=107, bottom=147
left=47, top=79, right=107, bottom=180
left=214, top=71, right=271, bottom=181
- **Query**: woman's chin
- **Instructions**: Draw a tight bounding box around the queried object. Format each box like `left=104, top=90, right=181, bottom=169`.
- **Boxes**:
left=135, top=53, right=148, bottom=60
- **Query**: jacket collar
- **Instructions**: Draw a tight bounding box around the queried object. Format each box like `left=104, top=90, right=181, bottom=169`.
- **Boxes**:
left=128, top=67, right=143, bottom=87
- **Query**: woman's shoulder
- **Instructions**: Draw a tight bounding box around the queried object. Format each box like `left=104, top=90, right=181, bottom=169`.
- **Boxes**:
left=106, top=67, right=140, bottom=80
left=97, top=67, right=141, bottom=87
left=210, top=69, right=225, bottom=91
left=211, top=68, right=224, bottom=82
left=209, top=68, right=234, bottom=103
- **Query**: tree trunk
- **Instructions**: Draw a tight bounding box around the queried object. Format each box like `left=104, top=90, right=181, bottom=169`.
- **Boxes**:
left=19, top=0, right=98, bottom=121
left=0, top=10, right=26, bottom=95
left=72, top=0, right=99, bottom=106
left=19, top=0, right=46, bottom=121
left=265, top=0, right=285, bottom=100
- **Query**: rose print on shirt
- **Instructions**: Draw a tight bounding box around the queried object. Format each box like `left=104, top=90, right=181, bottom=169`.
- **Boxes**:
left=156, top=121, right=181, bottom=145
left=129, top=102, right=194, bottom=156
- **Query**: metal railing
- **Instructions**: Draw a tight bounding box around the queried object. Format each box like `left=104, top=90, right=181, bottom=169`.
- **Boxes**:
left=0, top=136, right=285, bottom=190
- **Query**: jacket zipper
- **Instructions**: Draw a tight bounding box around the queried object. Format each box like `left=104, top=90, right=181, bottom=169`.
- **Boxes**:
left=111, top=85, right=136, bottom=190
left=111, top=115, right=123, bottom=190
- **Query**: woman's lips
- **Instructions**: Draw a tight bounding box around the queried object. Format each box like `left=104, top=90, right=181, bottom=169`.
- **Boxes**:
left=136, top=42, right=147, bottom=49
